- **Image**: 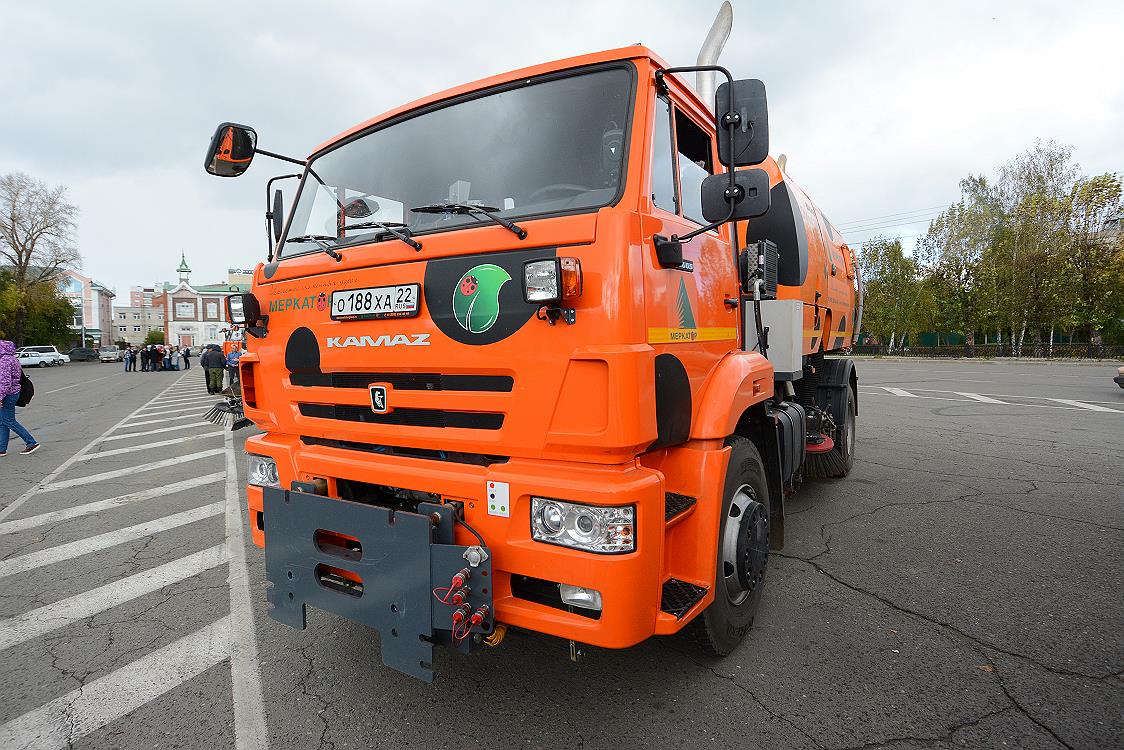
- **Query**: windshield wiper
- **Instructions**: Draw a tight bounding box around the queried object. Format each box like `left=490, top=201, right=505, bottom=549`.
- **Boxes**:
left=410, top=202, right=527, bottom=240
left=286, top=234, right=343, bottom=262
left=344, top=221, right=422, bottom=251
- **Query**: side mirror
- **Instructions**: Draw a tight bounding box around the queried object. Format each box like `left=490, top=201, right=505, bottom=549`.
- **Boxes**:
left=700, top=168, right=770, bottom=223
left=272, top=189, right=285, bottom=243
left=226, top=293, right=261, bottom=326
left=714, top=80, right=769, bottom=167
left=205, top=122, right=257, bottom=177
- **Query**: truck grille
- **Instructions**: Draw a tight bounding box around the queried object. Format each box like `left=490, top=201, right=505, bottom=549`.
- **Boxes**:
left=298, top=403, right=504, bottom=430
left=291, top=372, right=513, bottom=392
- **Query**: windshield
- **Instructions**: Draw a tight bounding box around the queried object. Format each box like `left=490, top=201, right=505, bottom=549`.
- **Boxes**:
left=281, top=65, right=633, bottom=255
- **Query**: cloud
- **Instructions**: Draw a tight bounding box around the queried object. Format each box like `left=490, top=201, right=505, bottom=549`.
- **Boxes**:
left=1, top=0, right=1120, bottom=289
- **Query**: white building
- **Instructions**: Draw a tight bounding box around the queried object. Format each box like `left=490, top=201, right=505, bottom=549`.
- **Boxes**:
left=161, top=254, right=250, bottom=348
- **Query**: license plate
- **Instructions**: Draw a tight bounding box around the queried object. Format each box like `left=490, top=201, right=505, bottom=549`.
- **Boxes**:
left=331, top=284, right=420, bottom=320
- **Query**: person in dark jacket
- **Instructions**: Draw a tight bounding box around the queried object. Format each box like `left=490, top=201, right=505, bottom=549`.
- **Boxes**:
left=182, top=347, right=191, bottom=370
left=139, top=346, right=149, bottom=372
left=0, top=339, right=40, bottom=456
left=201, top=345, right=226, bottom=394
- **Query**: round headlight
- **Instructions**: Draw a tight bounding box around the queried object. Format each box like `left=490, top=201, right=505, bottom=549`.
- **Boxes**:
left=539, top=502, right=565, bottom=535
left=569, top=510, right=602, bottom=543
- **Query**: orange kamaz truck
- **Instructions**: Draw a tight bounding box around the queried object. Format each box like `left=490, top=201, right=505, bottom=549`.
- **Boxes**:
left=204, top=6, right=860, bottom=681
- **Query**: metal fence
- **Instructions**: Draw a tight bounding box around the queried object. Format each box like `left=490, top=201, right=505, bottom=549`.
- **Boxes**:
left=852, top=343, right=1124, bottom=360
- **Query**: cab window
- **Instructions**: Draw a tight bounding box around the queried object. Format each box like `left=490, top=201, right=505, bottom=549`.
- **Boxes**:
left=674, top=110, right=713, bottom=225
left=651, top=96, right=677, bottom=214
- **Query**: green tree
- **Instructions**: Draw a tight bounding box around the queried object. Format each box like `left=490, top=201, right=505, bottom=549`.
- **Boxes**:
left=0, top=269, right=73, bottom=347
left=144, top=329, right=165, bottom=346
left=859, top=236, right=926, bottom=351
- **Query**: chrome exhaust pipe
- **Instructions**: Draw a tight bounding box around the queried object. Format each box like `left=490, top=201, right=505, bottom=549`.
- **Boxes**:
left=695, top=1, right=734, bottom=109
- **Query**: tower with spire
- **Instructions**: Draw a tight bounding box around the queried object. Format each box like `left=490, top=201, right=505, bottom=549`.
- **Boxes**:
left=177, top=252, right=191, bottom=284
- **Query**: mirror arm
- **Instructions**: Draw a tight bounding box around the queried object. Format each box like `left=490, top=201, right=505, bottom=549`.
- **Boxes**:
left=255, top=147, right=306, bottom=166
left=655, top=64, right=740, bottom=243
left=265, top=174, right=300, bottom=261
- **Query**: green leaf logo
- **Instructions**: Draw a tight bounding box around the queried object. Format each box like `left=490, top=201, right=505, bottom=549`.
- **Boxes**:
left=452, top=264, right=511, bottom=333
left=676, top=277, right=696, bottom=329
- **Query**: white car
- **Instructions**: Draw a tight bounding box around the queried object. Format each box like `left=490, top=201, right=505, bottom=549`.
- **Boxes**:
left=17, top=350, right=54, bottom=368
left=18, top=345, right=67, bottom=366
left=99, top=346, right=123, bottom=363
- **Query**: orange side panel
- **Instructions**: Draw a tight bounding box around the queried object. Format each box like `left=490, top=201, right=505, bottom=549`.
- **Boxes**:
left=691, top=351, right=775, bottom=439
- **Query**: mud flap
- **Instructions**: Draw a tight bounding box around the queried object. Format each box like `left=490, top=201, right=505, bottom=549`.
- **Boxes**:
left=262, top=488, right=493, bottom=682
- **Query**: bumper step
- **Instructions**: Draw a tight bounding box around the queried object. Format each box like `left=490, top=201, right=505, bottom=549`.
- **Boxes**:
left=664, top=492, right=697, bottom=522
left=660, top=578, right=708, bottom=619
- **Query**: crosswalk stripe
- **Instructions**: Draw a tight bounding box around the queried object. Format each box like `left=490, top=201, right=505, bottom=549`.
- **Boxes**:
left=883, top=387, right=918, bottom=397
left=132, top=405, right=208, bottom=418
left=99, top=422, right=216, bottom=441
left=953, top=391, right=1006, bottom=404
left=0, top=616, right=232, bottom=750
left=82, top=431, right=222, bottom=460
left=1047, top=398, right=1120, bottom=413
left=0, top=503, right=223, bottom=579
left=150, top=395, right=221, bottom=406
left=0, top=473, right=225, bottom=536
left=0, top=545, right=229, bottom=651
left=37, top=449, right=226, bottom=492
left=120, top=412, right=203, bottom=429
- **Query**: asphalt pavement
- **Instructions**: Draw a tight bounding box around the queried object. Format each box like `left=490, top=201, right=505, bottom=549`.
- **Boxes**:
left=0, top=358, right=1121, bottom=749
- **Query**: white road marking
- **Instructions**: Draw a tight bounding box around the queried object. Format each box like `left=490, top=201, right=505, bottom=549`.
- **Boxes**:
left=954, top=391, right=1006, bottom=404
left=0, top=473, right=226, bottom=536
left=44, top=374, right=118, bottom=395
left=883, top=387, right=918, bottom=397
left=0, top=371, right=196, bottom=523
left=1048, top=398, right=1120, bottom=413
left=224, top=430, right=269, bottom=750
left=0, top=545, right=229, bottom=651
left=0, top=616, right=233, bottom=750
left=132, top=405, right=209, bottom=418
left=99, top=421, right=216, bottom=441
left=0, top=503, right=223, bottom=579
left=859, top=388, right=1123, bottom=413
left=151, top=394, right=222, bottom=406
left=81, top=431, right=222, bottom=460
left=121, top=412, right=203, bottom=429
left=37, top=449, right=226, bottom=492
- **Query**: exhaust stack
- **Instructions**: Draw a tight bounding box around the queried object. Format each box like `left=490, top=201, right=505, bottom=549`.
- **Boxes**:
left=695, top=1, right=734, bottom=109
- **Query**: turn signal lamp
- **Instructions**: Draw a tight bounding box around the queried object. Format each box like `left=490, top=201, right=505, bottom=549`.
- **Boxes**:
left=522, top=258, right=583, bottom=304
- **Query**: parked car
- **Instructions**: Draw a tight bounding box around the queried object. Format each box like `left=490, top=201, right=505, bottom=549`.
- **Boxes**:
left=98, top=346, right=123, bottom=363
left=67, top=347, right=99, bottom=362
left=19, top=345, right=67, bottom=365
left=17, top=350, right=53, bottom=368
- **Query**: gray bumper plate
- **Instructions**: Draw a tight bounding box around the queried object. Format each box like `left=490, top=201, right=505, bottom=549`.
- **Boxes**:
left=263, top=487, right=493, bottom=682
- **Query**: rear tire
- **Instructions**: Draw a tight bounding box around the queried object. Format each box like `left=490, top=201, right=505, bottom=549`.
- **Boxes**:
left=805, top=386, right=856, bottom=479
left=38, top=361, right=48, bottom=368
left=687, top=437, right=770, bottom=657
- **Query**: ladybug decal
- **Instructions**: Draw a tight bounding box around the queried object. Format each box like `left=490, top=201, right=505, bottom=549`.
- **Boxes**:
left=315, top=292, right=327, bottom=312
left=459, top=276, right=478, bottom=296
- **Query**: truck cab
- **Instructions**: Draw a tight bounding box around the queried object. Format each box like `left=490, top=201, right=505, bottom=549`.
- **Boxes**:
left=207, top=44, right=857, bottom=681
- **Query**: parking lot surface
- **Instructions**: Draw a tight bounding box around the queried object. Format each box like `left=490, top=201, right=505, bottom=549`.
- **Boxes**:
left=1, top=359, right=1121, bottom=749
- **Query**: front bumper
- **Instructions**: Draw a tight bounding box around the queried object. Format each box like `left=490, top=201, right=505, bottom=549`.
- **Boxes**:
left=245, top=432, right=676, bottom=651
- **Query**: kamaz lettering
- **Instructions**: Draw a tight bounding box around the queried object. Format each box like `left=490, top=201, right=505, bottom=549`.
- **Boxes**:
left=325, top=334, right=430, bottom=348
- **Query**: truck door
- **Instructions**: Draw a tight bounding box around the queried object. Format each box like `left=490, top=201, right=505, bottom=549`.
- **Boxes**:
left=641, top=90, right=740, bottom=446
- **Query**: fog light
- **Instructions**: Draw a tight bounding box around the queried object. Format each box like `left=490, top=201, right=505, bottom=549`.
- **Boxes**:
left=559, top=584, right=603, bottom=611
left=247, top=454, right=279, bottom=488
left=530, top=497, right=634, bottom=554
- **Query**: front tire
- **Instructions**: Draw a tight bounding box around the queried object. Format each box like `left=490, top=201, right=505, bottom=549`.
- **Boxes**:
left=38, top=361, right=48, bottom=368
left=687, top=436, right=770, bottom=656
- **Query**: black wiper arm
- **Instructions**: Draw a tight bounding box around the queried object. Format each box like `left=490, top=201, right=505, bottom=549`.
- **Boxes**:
left=410, top=203, right=527, bottom=240
left=286, top=234, right=343, bottom=262
left=344, top=221, right=422, bottom=251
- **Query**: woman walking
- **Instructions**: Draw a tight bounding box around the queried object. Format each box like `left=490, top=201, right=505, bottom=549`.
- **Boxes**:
left=0, top=339, right=40, bottom=456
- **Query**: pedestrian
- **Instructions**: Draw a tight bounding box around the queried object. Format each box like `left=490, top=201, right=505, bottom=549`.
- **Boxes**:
left=125, top=346, right=137, bottom=372
left=171, top=347, right=182, bottom=371
left=225, top=343, right=244, bottom=393
left=182, top=346, right=191, bottom=370
left=154, top=346, right=165, bottom=372
left=139, top=346, right=149, bottom=372
left=201, top=344, right=225, bottom=394
left=0, top=339, right=40, bottom=456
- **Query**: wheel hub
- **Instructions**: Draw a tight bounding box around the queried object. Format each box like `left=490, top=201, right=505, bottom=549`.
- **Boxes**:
left=721, top=484, right=769, bottom=605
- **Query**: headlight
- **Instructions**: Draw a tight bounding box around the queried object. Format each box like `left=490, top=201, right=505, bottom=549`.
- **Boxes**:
left=522, top=257, right=583, bottom=304
left=530, top=497, right=634, bottom=554
left=247, top=454, right=280, bottom=488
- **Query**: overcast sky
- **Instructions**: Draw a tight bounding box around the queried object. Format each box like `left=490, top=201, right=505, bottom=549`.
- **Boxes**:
left=2, top=0, right=1121, bottom=295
